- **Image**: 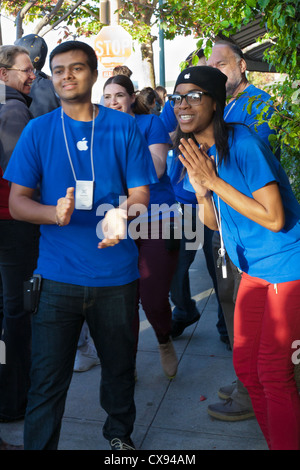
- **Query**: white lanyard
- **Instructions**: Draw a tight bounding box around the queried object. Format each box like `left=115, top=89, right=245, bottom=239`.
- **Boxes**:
left=61, top=105, right=96, bottom=183
left=224, top=100, right=236, bottom=120
left=211, top=152, right=227, bottom=278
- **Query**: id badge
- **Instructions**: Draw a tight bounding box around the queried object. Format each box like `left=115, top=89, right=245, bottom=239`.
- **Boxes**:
left=75, top=180, right=94, bottom=210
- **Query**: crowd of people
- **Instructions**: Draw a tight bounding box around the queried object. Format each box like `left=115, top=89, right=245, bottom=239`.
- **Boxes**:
left=0, top=34, right=299, bottom=451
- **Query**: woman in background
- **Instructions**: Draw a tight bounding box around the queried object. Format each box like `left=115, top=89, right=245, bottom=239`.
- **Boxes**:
left=103, top=75, right=179, bottom=379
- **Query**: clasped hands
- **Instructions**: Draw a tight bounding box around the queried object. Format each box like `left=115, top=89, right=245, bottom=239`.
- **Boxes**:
left=55, top=187, right=127, bottom=248
left=178, top=138, right=217, bottom=197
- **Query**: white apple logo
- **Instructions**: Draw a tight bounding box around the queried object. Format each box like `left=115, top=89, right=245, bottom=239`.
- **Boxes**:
left=77, top=138, right=88, bottom=151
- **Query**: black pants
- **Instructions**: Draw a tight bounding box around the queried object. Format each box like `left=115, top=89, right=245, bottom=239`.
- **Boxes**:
left=0, top=220, right=39, bottom=420
left=212, top=231, right=252, bottom=405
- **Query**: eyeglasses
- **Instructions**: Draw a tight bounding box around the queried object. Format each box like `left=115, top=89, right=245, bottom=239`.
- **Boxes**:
left=168, top=91, right=210, bottom=108
left=6, top=67, right=36, bottom=76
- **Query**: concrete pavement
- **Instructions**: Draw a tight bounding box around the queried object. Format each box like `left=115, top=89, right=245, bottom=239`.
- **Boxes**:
left=0, top=248, right=268, bottom=451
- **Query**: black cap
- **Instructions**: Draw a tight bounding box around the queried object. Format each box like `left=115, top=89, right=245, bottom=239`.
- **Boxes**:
left=174, top=66, right=227, bottom=111
left=14, top=34, right=48, bottom=70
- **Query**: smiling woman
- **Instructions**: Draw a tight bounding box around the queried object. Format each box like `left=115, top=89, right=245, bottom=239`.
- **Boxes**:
left=172, top=65, right=300, bottom=451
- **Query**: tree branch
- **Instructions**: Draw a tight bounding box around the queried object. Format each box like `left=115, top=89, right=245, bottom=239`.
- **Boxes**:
left=65, top=0, right=98, bottom=19
left=34, top=0, right=86, bottom=36
left=33, top=0, right=65, bottom=34
left=16, top=0, right=39, bottom=38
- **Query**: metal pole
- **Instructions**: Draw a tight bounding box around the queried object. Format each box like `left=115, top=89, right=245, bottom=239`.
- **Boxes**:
left=159, top=0, right=165, bottom=87
left=100, top=0, right=109, bottom=24
left=110, top=0, right=119, bottom=26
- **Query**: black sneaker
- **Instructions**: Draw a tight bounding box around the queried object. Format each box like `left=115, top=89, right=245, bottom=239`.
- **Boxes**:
left=171, top=313, right=200, bottom=339
left=110, top=437, right=136, bottom=450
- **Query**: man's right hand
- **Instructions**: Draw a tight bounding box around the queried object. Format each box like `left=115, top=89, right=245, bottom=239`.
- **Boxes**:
left=56, top=187, right=75, bottom=226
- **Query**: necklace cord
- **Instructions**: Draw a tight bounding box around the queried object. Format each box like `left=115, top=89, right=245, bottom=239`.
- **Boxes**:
left=61, top=105, right=96, bottom=183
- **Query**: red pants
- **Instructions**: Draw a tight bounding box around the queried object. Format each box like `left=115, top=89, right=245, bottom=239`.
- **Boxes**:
left=233, top=272, right=300, bottom=450
left=133, top=221, right=179, bottom=346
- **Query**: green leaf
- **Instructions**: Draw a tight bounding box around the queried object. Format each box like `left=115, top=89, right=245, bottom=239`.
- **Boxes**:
left=244, top=5, right=252, bottom=17
left=246, top=102, right=253, bottom=114
left=196, top=39, right=204, bottom=49
left=221, top=20, right=230, bottom=28
left=285, top=5, right=296, bottom=17
left=257, top=0, right=270, bottom=9
left=246, top=0, right=257, bottom=7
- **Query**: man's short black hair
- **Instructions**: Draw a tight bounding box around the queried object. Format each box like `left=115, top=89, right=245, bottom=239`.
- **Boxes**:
left=49, top=41, right=98, bottom=72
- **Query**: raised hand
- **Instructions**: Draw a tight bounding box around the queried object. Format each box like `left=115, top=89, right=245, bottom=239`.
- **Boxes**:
left=98, top=207, right=128, bottom=249
left=178, top=138, right=217, bottom=195
left=55, top=187, right=75, bottom=226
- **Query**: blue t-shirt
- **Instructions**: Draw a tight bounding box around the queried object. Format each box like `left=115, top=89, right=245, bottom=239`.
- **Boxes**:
left=161, top=101, right=198, bottom=205
left=167, top=150, right=197, bottom=206
left=135, top=113, right=176, bottom=214
left=160, top=99, right=177, bottom=134
left=184, top=124, right=300, bottom=283
left=164, top=84, right=277, bottom=207
left=4, top=105, right=158, bottom=287
left=224, top=84, right=276, bottom=149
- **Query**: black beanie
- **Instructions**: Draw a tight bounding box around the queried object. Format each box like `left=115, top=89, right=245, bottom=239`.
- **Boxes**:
left=15, top=34, right=48, bottom=70
left=174, top=66, right=227, bottom=111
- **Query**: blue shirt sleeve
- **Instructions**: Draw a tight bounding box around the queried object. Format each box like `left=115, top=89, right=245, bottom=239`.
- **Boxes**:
left=135, top=114, right=171, bottom=147
left=4, top=120, right=42, bottom=189
left=224, top=85, right=276, bottom=150
left=125, top=118, right=158, bottom=188
left=146, top=114, right=171, bottom=146
left=159, top=100, right=178, bottom=133
left=231, top=128, right=280, bottom=194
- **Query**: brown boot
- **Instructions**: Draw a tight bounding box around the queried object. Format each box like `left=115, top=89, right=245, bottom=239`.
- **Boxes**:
left=158, top=339, right=178, bottom=379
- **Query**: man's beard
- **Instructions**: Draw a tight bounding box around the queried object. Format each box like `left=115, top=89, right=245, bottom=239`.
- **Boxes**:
left=226, top=77, right=243, bottom=98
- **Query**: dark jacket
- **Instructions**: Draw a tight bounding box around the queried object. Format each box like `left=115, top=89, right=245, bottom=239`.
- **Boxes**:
left=0, top=86, right=32, bottom=218
left=0, top=85, right=32, bottom=172
left=29, top=71, right=60, bottom=118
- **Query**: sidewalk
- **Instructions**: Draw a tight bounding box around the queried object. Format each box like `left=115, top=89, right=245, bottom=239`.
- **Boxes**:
left=0, top=249, right=268, bottom=450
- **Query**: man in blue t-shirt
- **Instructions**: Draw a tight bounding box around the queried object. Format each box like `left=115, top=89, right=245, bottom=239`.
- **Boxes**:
left=4, top=41, right=156, bottom=451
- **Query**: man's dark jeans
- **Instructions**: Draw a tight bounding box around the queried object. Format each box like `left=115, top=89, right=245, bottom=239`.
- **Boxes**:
left=24, top=278, right=137, bottom=450
left=0, top=220, right=39, bottom=420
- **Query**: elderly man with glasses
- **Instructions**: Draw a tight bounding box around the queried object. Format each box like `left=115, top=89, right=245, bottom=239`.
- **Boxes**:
left=0, top=45, right=39, bottom=423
